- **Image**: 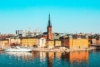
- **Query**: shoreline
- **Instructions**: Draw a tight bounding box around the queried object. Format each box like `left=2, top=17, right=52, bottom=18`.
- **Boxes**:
left=0, top=47, right=97, bottom=52
left=32, top=47, right=97, bottom=52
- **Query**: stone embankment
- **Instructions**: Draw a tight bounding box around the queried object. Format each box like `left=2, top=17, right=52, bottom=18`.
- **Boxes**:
left=0, top=47, right=96, bottom=52
left=32, top=47, right=94, bottom=52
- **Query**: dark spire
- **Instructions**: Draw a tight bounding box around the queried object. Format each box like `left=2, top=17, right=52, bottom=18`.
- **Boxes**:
left=48, top=13, right=52, bottom=27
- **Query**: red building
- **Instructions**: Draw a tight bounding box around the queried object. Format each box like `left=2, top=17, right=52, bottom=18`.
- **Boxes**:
left=47, top=14, right=52, bottom=40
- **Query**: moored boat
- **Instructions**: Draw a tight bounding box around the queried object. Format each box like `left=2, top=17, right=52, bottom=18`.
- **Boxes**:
left=4, top=46, right=32, bottom=52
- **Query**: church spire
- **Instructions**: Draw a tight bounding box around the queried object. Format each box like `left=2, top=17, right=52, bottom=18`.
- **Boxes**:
left=47, top=13, right=52, bottom=40
left=48, top=13, right=52, bottom=27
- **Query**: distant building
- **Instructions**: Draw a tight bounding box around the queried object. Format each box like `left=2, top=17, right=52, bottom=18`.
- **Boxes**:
left=16, top=30, right=23, bottom=37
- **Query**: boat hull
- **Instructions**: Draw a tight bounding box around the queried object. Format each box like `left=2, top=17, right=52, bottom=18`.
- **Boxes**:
left=4, top=48, right=32, bottom=52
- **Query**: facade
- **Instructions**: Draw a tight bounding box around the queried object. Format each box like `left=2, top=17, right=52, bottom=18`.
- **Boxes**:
left=68, top=38, right=89, bottom=49
left=47, top=14, right=52, bottom=40
left=9, top=37, right=20, bottom=46
left=54, top=40, right=61, bottom=47
left=21, top=37, right=37, bottom=47
left=60, top=37, right=89, bottom=49
left=47, top=40, right=61, bottom=48
left=47, top=40, right=54, bottom=48
left=0, top=39, right=9, bottom=48
left=37, top=38, right=46, bottom=48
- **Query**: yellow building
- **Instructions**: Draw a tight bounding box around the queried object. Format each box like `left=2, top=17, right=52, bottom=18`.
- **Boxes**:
left=21, top=37, right=37, bottom=47
left=69, top=38, right=89, bottom=49
left=61, top=37, right=89, bottom=49
left=47, top=40, right=54, bottom=48
left=54, top=40, right=61, bottom=47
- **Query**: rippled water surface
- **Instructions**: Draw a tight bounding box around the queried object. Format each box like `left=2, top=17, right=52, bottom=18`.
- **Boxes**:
left=0, top=50, right=100, bottom=67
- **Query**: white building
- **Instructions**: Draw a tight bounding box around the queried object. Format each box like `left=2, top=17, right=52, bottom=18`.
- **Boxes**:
left=37, top=38, right=46, bottom=48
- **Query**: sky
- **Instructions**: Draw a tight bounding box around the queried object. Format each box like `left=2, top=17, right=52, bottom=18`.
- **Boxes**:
left=0, top=0, right=100, bottom=34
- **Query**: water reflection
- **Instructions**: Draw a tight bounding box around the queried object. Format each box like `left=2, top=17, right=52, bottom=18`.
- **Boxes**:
left=40, top=52, right=46, bottom=62
left=0, top=51, right=89, bottom=67
left=47, top=51, right=88, bottom=67
left=47, top=52, right=54, bottom=67
left=62, top=51, right=88, bottom=67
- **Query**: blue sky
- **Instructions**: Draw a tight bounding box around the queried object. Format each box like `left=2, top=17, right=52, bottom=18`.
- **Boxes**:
left=0, top=0, right=100, bottom=34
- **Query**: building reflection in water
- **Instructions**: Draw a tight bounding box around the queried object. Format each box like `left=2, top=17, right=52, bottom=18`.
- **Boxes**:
left=47, top=52, right=62, bottom=67
left=47, top=52, right=54, bottom=67
left=4, top=51, right=88, bottom=67
left=47, top=51, right=88, bottom=67
left=62, top=51, right=88, bottom=67
left=69, top=51, right=88, bottom=63
left=40, top=52, right=46, bottom=62
left=55, top=52, right=62, bottom=59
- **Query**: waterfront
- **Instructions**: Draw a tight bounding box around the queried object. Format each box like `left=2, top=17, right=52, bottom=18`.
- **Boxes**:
left=0, top=50, right=100, bottom=67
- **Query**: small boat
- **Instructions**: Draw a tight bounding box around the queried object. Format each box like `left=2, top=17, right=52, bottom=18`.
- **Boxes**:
left=4, top=46, right=32, bottom=52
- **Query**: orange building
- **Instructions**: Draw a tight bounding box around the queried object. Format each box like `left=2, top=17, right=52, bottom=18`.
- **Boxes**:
left=69, top=38, right=89, bottom=49
left=60, top=37, right=89, bottom=49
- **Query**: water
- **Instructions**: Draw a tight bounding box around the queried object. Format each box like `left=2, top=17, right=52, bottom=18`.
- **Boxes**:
left=0, top=50, right=100, bottom=67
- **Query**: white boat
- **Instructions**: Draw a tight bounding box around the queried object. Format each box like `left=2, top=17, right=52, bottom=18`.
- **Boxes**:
left=4, top=46, right=32, bottom=52
left=6, top=52, right=32, bottom=57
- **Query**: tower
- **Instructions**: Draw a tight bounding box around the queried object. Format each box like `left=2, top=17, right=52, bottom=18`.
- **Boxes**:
left=47, top=14, right=52, bottom=40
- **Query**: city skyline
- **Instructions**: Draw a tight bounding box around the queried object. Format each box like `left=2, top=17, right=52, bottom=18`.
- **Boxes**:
left=0, top=0, right=100, bottom=34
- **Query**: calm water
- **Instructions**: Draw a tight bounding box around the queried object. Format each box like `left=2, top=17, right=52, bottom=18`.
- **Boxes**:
left=0, top=50, right=100, bottom=67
